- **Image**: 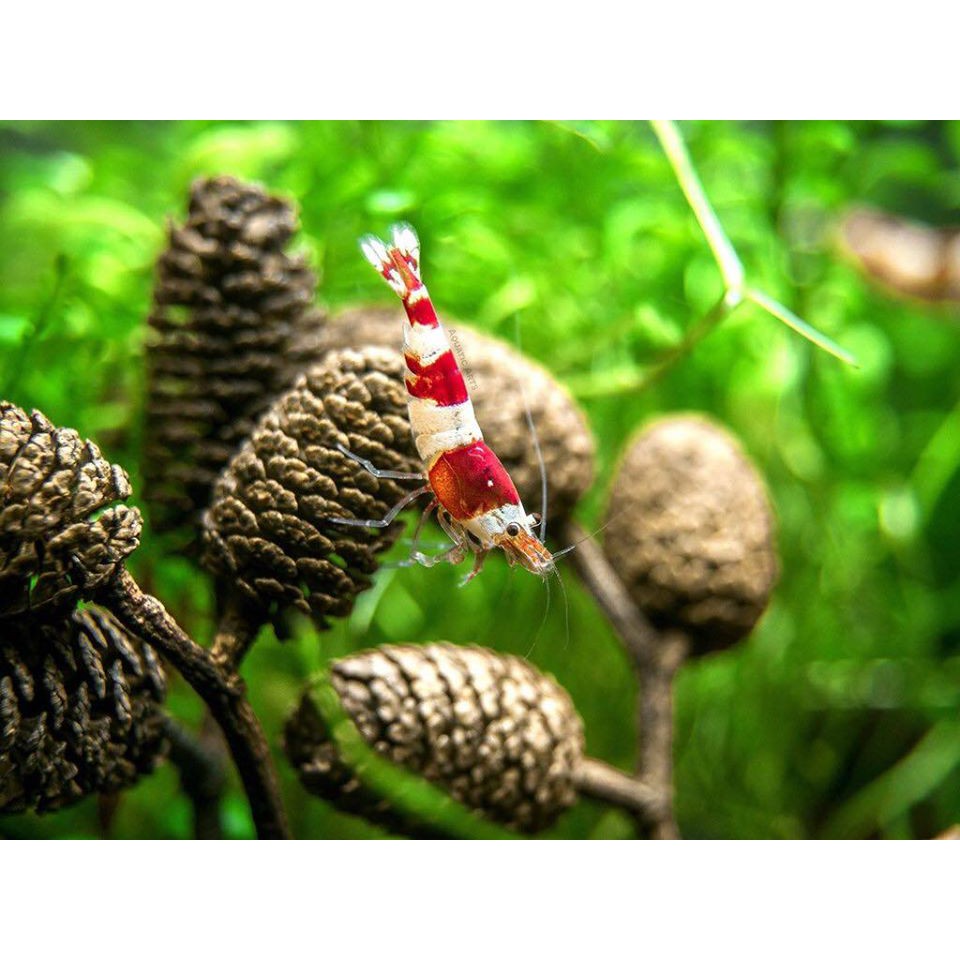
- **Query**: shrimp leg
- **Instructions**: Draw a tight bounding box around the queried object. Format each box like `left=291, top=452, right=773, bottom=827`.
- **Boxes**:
left=336, top=443, right=426, bottom=481
left=328, top=485, right=432, bottom=528
left=459, top=550, right=489, bottom=587
left=410, top=540, right=468, bottom=569
left=409, top=498, right=438, bottom=555
left=393, top=504, right=467, bottom=568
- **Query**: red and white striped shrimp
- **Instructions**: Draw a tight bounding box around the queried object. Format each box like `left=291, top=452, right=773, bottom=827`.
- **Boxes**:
left=335, top=223, right=554, bottom=583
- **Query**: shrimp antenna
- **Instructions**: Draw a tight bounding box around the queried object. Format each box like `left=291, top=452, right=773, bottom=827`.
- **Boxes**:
left=525, top=563, right=552, bottom=659
left=554, top=563, right=571, bottom=650
left=551, top=515, right=620, bottom=562
left=513, top=313, right=549, bottom=543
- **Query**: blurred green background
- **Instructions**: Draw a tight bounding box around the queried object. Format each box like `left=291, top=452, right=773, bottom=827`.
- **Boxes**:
left=2, top=120, right=960, bottom=839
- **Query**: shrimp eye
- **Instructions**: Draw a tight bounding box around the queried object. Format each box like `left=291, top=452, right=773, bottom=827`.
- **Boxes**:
left=505, top=522, right=521, bottom=537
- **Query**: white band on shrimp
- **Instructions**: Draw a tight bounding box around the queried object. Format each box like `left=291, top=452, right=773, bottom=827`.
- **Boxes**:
left=407, top=395, right=478, bottom=430
left=416, top=429, right=484, bottom=464
left=403, top=322, right=451, bottom=365
left=408, top=395, right=482, bottom=440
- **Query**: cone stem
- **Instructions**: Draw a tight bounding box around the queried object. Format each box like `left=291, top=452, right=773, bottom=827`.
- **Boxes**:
left=561, top=520, right=686, bottom=839
left=636, top=632, right=689, bottom=839
left=574, top=758, right=664, bottom=819
left=162, top=715, right=228, bottom=840
left=211, top=593, right=260, bottom=671
left=101, top=570, right=290, bottom=839
left=561, top=520, right=664, bottom=669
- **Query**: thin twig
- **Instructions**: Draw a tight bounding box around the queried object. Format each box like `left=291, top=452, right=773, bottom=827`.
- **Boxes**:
left=651, top=119, right=855, bottom=366
left=650, top=120, right=746, bottom=298
left=745, top=287, right=857, bottom=366
left=569, top=122, right=852, bottom=403
left=618, top=293, right=736, bottom=392
left=568, top=293, right=738, bottom=400
left=100, top=570, right=290, bottom=840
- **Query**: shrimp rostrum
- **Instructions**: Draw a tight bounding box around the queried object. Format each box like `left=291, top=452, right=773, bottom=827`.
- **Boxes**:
left=332, top=223, right=554, bottom=583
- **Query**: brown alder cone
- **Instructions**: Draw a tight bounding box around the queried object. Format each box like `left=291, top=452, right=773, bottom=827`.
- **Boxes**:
left=603, top=415, right=778, bottom=654
left=293, top=305, right=595, bottom=524
left=839, top=206, right=960, bottom=303
left=201, top=347, right=420, bottom=627
left=0, top=402, right=141, bottom=619
left=143, top=176, right=325, bottom=541
left=284, top=643, right=585, bottom=833
left=0, top=604, right=167, bottom=814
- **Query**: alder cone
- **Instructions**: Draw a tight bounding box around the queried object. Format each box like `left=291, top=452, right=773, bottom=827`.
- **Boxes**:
left=0, top=604, right=167, bottom=814
left=294, top=305, right=595, bottom=524
left=201, top=347, right=419, bottom=626
left=284, top=643, right=585, bottom=834
left=0, top=403, right=141, bottom=619
left=143, top=176, right=325, bottom=541
left=603, top=415, right=777, bottom=653
left=839, top=205, right=960, bottom=303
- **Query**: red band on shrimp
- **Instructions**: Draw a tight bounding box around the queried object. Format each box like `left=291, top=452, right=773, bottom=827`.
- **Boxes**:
left=403, top=296, right=440, bottom=327
left=404, top=351, right=469, bottom=406
left=428, top=441, right=521, bottom=521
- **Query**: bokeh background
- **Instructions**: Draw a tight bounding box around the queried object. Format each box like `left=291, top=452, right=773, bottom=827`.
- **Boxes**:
left=2, top=119, right=959, bottom=839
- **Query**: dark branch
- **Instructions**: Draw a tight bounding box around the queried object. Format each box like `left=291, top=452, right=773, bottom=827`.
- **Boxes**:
left=100, top=570, right=290, bottom=840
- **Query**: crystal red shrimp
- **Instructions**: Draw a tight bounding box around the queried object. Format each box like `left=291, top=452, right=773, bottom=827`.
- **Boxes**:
left=337, top=223, right=554, bottom=583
